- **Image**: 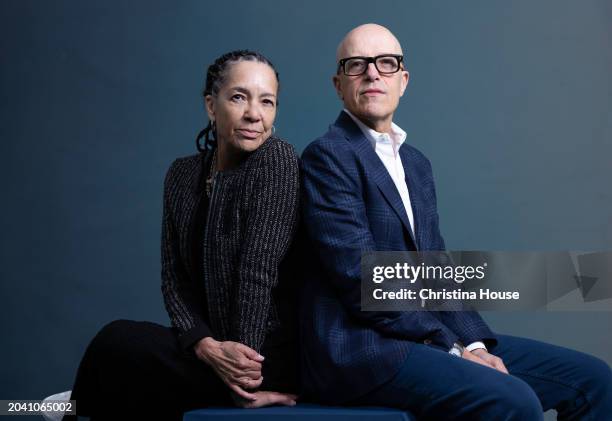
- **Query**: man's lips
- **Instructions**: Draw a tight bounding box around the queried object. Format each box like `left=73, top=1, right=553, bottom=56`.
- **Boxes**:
left=361, top=88, right=385, bottom=95
left=236, top=129, right=262, bottom=139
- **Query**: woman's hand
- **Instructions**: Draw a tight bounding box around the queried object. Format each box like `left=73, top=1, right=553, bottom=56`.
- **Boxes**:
left=232, top=391, right=298, bottom=409
left=194, top=337, right=264, bottom=400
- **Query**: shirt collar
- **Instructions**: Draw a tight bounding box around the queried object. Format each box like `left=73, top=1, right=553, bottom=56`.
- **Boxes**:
left=343, top=108, right=407, bottom=154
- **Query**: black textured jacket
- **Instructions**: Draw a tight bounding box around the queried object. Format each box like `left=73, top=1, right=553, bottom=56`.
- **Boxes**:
left=161, top=136, right=300, bottom=392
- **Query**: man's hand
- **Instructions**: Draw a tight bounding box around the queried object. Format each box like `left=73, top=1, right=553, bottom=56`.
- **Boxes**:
left=232, top=391, right=298, bottom=409
left=463, top=348, right=509, bottom=374
left=194, top=337, right=264, bottom=400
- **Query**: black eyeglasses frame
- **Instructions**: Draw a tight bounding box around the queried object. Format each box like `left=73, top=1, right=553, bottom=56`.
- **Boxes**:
left=337, top=54, right=404, bottom=76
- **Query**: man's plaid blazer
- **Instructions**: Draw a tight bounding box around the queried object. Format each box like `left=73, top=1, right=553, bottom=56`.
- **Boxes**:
left=298, top=111, right=496, bottom=404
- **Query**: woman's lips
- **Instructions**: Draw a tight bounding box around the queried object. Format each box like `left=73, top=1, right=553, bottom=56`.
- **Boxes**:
left=236, top=129, right=262, bottom=139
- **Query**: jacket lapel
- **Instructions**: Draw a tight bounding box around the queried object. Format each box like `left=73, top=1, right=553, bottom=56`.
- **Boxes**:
left=334, top=111, right=418, bottom=249
left=399, top=144, right=423, bottom=249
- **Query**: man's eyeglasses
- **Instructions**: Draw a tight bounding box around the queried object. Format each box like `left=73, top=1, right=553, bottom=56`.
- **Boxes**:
left=337, top=54, right=404, bottom=76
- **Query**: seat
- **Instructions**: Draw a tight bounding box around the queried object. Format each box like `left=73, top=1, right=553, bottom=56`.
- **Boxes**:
left=183, top=403, right=415, bottom=421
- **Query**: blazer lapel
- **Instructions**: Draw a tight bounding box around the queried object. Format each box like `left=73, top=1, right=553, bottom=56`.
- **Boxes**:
left=334, top=111, right=418, bottom=248
left=399, top=144, right=423, bottom=249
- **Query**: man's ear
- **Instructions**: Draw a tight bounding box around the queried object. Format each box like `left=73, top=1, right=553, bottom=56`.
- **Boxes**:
left=333, top=74, right=343, bottom=100
left=399, top=70, right=409, bottom=97
left=204, top=95, right=215, bottom=121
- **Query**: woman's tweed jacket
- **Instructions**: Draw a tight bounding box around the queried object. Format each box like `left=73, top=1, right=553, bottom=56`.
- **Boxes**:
left=161, top=136, right=300, bottom=354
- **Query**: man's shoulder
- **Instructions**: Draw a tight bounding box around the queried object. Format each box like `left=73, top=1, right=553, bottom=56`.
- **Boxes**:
left=302, top=124, right=354, bottom=159
left=401, top=141, right=429, bottom=159
left=401, top=142, right=432, bottom=169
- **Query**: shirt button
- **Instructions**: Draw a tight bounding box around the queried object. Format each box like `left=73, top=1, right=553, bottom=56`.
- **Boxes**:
left=423, top=339, right=432, bottom=345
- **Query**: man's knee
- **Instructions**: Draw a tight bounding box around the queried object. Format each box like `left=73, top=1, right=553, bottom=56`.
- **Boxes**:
left=577, top=354, right=612, bottom=401
left=487, top=376, right=543, bottom=420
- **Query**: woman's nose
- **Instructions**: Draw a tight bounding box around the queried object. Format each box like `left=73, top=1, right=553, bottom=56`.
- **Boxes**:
left=243, top=101, right=262, bottom=121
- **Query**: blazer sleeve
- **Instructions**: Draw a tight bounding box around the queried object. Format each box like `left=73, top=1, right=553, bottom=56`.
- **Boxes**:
left=232, top=142, right=300, bottom=352
left=160, top=159, right=214, bottom=351
left=301, top=139, right=460, bottom=350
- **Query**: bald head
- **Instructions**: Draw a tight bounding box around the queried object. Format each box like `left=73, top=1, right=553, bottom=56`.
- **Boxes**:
left=336, top=24, right=403, bottom=62
left=333, top=23, right=409, bottom=133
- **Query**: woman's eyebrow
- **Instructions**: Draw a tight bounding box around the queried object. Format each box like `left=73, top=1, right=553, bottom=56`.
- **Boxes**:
left=229, top=86, right=276, bottom=98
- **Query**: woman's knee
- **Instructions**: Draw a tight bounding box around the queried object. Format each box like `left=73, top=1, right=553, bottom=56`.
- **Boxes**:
left=89, top=319, right=139, bottom=355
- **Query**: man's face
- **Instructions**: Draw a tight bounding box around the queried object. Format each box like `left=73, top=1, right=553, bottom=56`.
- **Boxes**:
left=333, top=27, right=409, bottom=130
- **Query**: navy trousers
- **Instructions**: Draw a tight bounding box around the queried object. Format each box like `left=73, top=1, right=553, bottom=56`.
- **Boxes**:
left=353, top=334, right=612, bottom=420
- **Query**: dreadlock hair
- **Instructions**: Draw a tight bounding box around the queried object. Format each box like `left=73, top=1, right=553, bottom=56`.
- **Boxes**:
left=196, top=50, right=280, bottom=152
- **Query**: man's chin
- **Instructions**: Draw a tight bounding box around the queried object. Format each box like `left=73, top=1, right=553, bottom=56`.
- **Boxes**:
left=354, top=107, right=391, bottom=122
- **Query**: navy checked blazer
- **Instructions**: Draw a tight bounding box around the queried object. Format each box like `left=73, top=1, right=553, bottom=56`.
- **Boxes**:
left=299, top=111, right=497, bottom=404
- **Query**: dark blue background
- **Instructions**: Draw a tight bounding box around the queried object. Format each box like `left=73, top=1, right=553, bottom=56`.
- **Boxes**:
left=1, top=1, right=611, bottom=418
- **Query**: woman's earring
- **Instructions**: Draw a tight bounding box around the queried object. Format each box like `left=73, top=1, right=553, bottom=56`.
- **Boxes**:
left=271, top=125, right=276, bottom=135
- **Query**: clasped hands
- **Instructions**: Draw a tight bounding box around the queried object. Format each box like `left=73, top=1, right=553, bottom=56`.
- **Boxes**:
left=194, top=337, right=297, bottom=408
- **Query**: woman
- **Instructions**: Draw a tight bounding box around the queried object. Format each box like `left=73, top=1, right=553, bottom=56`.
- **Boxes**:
left=53, top=50, right=301, bottom=420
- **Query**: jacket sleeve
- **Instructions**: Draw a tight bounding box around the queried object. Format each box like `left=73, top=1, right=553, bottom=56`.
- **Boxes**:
left=160, top=159, right=214, bottom=351
left=301, top=139, right=460, bottom=350
left=232, top=142, right=300, bottom=352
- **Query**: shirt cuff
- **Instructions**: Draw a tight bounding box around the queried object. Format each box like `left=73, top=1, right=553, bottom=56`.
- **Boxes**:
left=465, top=341, right=487, bottom=352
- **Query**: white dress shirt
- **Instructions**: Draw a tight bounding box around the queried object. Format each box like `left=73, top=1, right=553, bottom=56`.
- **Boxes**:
left=344, top=110, right=487, bottom=354
left=344, top=109, right=415, bottom=234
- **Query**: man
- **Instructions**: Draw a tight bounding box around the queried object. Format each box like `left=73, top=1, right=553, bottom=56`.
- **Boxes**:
left=299, top=23, right=612, bottom=419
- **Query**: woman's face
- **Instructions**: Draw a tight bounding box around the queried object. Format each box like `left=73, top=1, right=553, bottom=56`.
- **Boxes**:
left=205, top=60, right=278, bottom=154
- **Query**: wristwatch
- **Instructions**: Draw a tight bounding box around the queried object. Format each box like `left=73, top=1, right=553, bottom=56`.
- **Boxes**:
left=449, top=342, right=465, bottom=357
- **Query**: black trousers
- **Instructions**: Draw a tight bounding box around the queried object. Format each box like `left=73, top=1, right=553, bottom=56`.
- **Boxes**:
left=64, top=319, right=232, bottom=421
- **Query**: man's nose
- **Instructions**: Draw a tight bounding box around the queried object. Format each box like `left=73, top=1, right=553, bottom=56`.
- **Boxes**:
left=364, top=62, right=380, bottom=80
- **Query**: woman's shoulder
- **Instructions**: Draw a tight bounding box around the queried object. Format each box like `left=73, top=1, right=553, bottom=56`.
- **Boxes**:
left=250, top=136, right=299, bottom=166
left=169, top=152, right=203, bottom=169
left=164, top=151, right=208, bottom=187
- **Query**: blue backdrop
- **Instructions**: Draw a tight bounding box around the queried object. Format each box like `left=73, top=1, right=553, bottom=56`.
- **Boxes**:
left=1, top=1, right=611, bottom=419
